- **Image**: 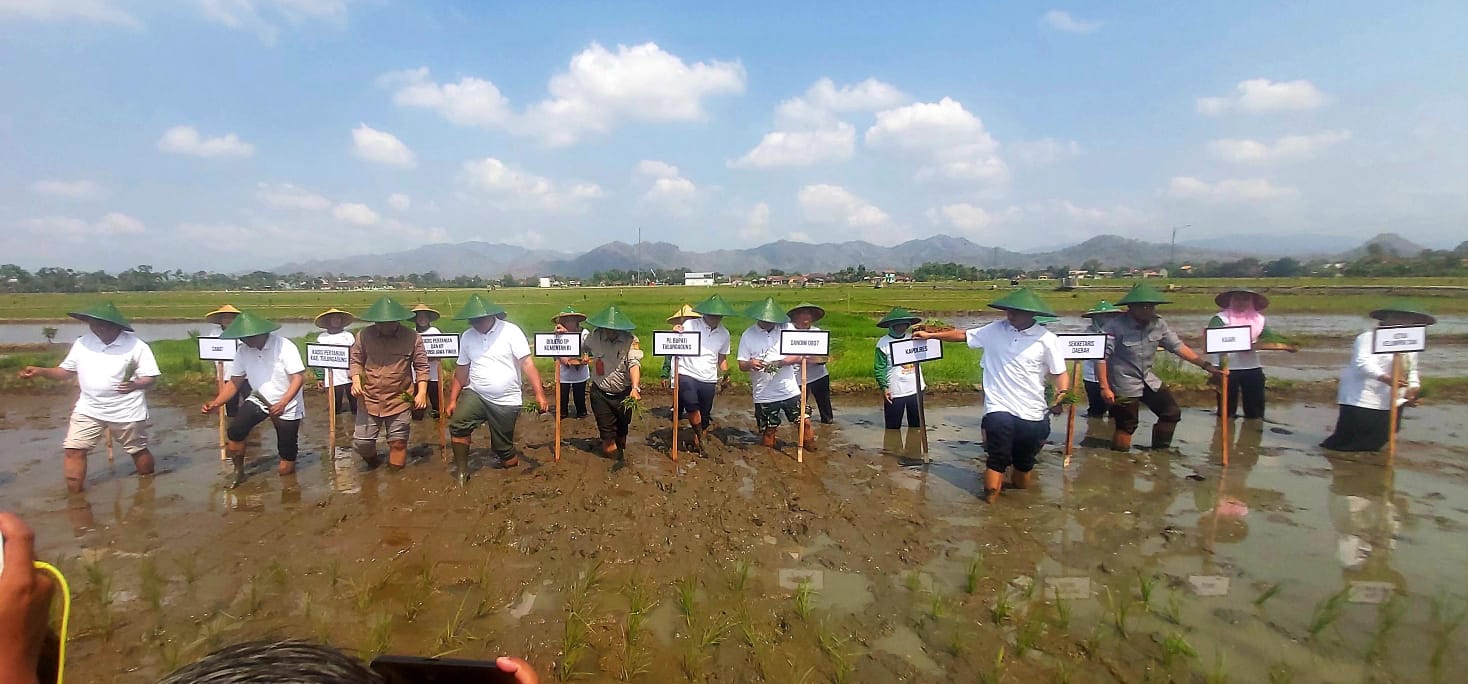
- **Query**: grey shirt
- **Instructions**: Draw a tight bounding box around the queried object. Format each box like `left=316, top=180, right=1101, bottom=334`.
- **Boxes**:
left=585, top=329, right=642, bottom=393
left=1102, top=314, right=1184, bottom=397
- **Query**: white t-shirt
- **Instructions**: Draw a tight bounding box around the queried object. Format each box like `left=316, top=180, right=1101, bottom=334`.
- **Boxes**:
left=738, top=324, right=801, bottom=403
left=1337, top=330, right=1420, bottom=410
left=227, top=333, right=307, bottom=420
left=457, top=321, right=532, bottom=407
left=677, top=317, right=731, bottom=383
left=59, top=331, right=160, bottom=423
left=559, top=329, right=591, bottom=384
left=876, top=332, right=925, bottom=398
left=315, top=330, right=355, bottom=386
left=966, top=320, right=1067, bottom=421
left=413, top=326, right=442, bottom=382
left=790, top=324, right=829, bottom=384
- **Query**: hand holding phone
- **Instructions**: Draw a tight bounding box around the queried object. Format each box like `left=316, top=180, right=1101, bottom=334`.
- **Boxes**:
left=371, top=655, right=538, bottom=683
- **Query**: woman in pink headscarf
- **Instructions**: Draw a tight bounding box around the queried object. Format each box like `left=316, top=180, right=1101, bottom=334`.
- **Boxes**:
left=1206, top=289, right=1298, bottom=419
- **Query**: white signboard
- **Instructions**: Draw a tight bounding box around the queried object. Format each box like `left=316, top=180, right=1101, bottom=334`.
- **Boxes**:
left=197, top=336, right=237, bottom=362
left=1204, top=325, right=1254, bottom=354
left=888, top=337, right=943, bottom=364
left=1057, top=333, right=1107, bottom=360
left=421, top=333, right=461, bottom=359
left=780, top=329, right=830, bottom=355
left=533, top=332, right=582, bottom=358
left=653, top=330, right=701, bottom=357
left=305, top=343, right=351, bottom=370
left=1372, top=325, right=1427, bottom=354
left=1347, top=581, right=1396, bottom=604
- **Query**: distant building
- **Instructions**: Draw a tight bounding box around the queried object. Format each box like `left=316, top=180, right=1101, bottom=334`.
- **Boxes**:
left=538, top=277, right=553, bottom=288
left=683, top=271, right=715, bottom=286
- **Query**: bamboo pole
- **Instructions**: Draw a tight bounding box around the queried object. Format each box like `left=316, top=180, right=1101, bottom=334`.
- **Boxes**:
left=554, top=362, right=562, bottom=463
left=216, top=361, right=227, bottom=461
left=1064, top=360, right=1081, bottom=467
left=915, top=362, right=929, bottom=461
left=437, top=368, right=448, bottom=463
left=1387, top=353, right=1401, bottom=465
left=105, top=429, right=114, bottom=462
left=327, top=369, right=337, bottom=459
left=1220, top=354, right=1230, bottom=467
left=798, top=358, right=808, bottom=464
left=671, top=357, right=680, bottom=463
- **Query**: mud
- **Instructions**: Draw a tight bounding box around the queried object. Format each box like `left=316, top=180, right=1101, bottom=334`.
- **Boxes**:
left=3, top=391, right=1467, bottom=683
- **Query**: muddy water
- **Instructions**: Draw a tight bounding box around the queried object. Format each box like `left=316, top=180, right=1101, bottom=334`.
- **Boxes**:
left=3, top=392, right=1467, bottom=682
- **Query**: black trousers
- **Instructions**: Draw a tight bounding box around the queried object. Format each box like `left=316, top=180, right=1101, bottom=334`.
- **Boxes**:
left=224, top=379, right=252, bottom=417
left=226, top=400, right=301, bottom=461
left=1109, top=386, right=1182, bottom=435
left=560, top=380, right=588, bottom=417
left=981, top=411, right=1051, bottom=473
left=1321, top=404, right=1395, bottom=452
left=677, top=376, right=717, bottom=427
left=332, top=383, right=357, bottom=415
left=884, top=393, right=921, bottom=430
left=806, top=375, right=834, bottom=423
left=1219, top=367, right=1266, bottom=419
left=589, top=385, right=632, bottom=442
left=412, top=380, right=440, bottom=420
left=1083, top=380, right=1107, bottom=418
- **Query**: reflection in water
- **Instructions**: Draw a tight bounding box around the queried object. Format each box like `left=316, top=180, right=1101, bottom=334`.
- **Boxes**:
left=882, top=427, right=925, bottom=465
left=1326, top=454, right=1406, bottom=592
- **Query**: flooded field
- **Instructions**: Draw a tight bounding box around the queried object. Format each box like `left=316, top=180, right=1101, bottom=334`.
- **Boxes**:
left=0, top=321, right=321, bottom=345
left=3, top=391, right=1467, bottom=682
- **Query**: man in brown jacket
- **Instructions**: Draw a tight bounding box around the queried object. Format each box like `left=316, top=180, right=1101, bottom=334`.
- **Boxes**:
left=350, top=296, right=429, bottom=469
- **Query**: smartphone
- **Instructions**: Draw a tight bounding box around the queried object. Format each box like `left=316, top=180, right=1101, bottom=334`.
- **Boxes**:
left=370, top=655, right=519, bottom=684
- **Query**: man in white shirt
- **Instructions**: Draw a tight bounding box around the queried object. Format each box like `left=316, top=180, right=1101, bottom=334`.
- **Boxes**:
left=446, top=295, right=547, bottom=484
left=205, top=304, right=250, bottom=419
left=671, top=296, right=735, bottom=451
left=1322, top=303, right=1432, bottom=452
left=313, top=308, right=357, bottom=417
left=201, top=312, right=307, bottom=487
left=20, top=302, right=159, bottom=493
left=916, top=289, right=1069, bottom=503
left=411, top=304, right=444, bottom=420
left=737, top=298, right=814, bottom=451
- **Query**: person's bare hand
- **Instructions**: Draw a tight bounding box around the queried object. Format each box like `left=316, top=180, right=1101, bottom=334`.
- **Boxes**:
left=0, top=513, right=58, bottom=684
left=18, top=367, right=40, bottom=380
left=883, top=390, right=893, bottom=404
left=1100, top=388, right=1116, bottom=405
left=201, top=401, right=217, bottom=415
left=268, top=400, right=288, bottom=418
left=495, top=656, right=540, bottom=684
left=413, top=392, right=429, bottom=411
left=350, top=380, right=364, bottom=398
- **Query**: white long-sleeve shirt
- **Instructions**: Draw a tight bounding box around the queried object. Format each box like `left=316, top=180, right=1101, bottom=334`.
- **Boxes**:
left=1336, top=330, right=1419, bottom=410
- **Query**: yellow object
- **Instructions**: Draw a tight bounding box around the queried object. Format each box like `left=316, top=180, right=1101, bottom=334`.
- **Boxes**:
left=34, top=561, right=71, bottom=683
left=666, top=304, right=697, bottom=325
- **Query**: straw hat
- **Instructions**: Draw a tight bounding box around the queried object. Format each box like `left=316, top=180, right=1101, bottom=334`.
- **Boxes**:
left=410, top=303, right=441, bottom=323
left=204, top=304, right=241, bottom=326
left=314, top=308, right=355, bottom=328
left=551, top=305, right=587, bottom=325
left=1369, top=300, right=1437, bottom=326
left=666, top=304, right=698, bottom=325
left=68, top=302, right=133, bottom=331
left=1214, top=289, right=1270, bottom=311
left=786, top=302, right=826, bottom=323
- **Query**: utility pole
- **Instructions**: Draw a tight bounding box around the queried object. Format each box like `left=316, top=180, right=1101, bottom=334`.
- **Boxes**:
left=1169, top=224, right=1192, bottom=269
left=636, top=226, right=642, bottom=286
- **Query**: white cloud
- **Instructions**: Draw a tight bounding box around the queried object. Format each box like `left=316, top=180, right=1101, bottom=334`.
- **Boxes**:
left=384, top=42, right=745, bottom=147
left=865, top=97, right=1009, bottom=184
left=1008, top=138, right=1082, bottom=166
left=798, top=184, right=889, bottom=228
left=0, top=0, right=141, bottom=28
left=351, top=123, right=415, bottom=168
left=1166, top=176, right=1298, bottom=203
left=332, top=202, right=380, bottom=226
left=387, top=193, right=411, bottom=211
left=195, top=0, right=350, bottom=44
left=256, top=182, right=331, bottom=210
left=459, top=157, right=604, bottom=212
left=738, top=202, right=772, bottom=242
left=785, top=231, right=812, bottom=243
left=1196, top=78, right=1327, bottom=116
left=634, top=160, right=699, bottom=216
left=928, top=203, right=999, bottom=232
left=30, top=179, right=106, bottom=201
left=1206, top=129, right=1352, bottom=163
left=635, top=160, right=681, bottom=179
left=732, top=77, right=905, bottom=169
left=23, top=212, right=145, bottom=240
left=1041, top=10, right=1101, bottom=34
left=157, top=125, right=255, bottom=158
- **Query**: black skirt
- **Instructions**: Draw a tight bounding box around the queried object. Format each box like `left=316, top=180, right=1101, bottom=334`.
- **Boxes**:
left=1321, top=404, right=1392, bottom=452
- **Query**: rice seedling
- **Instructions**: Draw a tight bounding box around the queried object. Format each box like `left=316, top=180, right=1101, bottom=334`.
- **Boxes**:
left=565, top=560, right=606, bottom=615
left=794, top=578, right=816, bottom=622
left=1366, top=594, right=1406, bottom=663
left=365, top=612, right=393, bottom=660
left=1137, top=570, right=1158, bottom=612
left=242, top=575, right=264, bottom=616
left=944, top=626, right=969, bottom=657
left=405, top=564, right=436, bottom=623
left=433, top=594, right=473, bottom=657
left=1307, top=587, right=1350, bottom=640
left=1051, top=597, right=1072, bottom=630
left=1205, top=649, right=1229, bottom=684
left=1014, top=616, right=1045, bottom=657
left=266, top=559, right=289, bottom=589
left=81, top=559, right=116, bottom=638
left=736, top=609, right=771, bottom=681
left=1162, top=590, right=1182, bottom=624
left=1253, top=583, right=1281, bottom=608
left=326, top=559, right=341, bottom=589
left=523, top=399, right=544, bottom=416
left=673, top=574, right=699, bottom=625
left=965, top=554, right=984, bottom=595
left=817, top=622, right=856, bottom=684
left=980, top=646, right=1007, bottom=684
left=1160, top=632, right=1197, bottom=669
left=991, top=590, right=1014, bottom=624
left=1082, top=620, right=1107, bottom=658
left=298, top=591, right=314, bottom=622
left=176, top=555, right=200, bottom=587
left=350, top=567, right=393, bottom=613
left=728, top=559, right=752, bottom=594
left=557, top=612, right=592, bottom=682
left=925, top=590, right=949, bottom=624
left=1429, top=594, right=1467, bottom=676
left=1105, top=586, right=1131, bottom=638
left=621, top=395, right=647, bottom=426
left=140, top=556, right=166, bottom=614
left=617, top=576, right=657, bottom=682
left=1267, top=661, right=1294, bottom=684
left=905, top=569, right=923, bottom=593
left=160, top=636, right=186, bottom=674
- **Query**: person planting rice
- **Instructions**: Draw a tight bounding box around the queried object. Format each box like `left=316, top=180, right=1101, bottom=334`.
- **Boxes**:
left=447, top=295, right=546, bottom=483
left=670, top=295, right=736, bottom=451
left=18, top=302, right=158, bottom=493
left=205, top=304, right=249, bottom=418
left=1206, top=288, right=1299, bottom=419
left=1080, top=301, right=1124, bottom=418
left=1321, top=302, right=1433, bottom=452
left=738, top=297, right=815, bottom=451
left=582, top=305, right=643, bottom=458
left=313, top=308, right=357, bottom=417
left=788, top=302, right=834, bottom=424
left=410, top=304, right=444, bottom=420
left=1096, top=283, right=1225, bottom=451
left=873, top=307, right=925, bottom=431
left=915, top=288, right=1069, bottom=502
left=201, top=312, right=306, bottom=487
left=552, top=306, right=591, bottom=419
left=349, top=296, right=429, bottom=470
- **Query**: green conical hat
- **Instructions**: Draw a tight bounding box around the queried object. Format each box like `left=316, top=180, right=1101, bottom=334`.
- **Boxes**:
left=744, top=298, right=789, bottom=324
left=453, top=294, right=507, bottom=321
left=1082, top=300, right=1124, bottom=318
left=1117, top=282, right=1171, bottom=306
left=1370, top=300, right=1437, bottom=326
left=551, top=305, right=587, bottom=324
left=68, top=301, right=133, bottom=331
left=218, top=311, right=280, bottom=339
left=1214, top=288, right=1269, bottom=311
left=1035, top=315, right=1060, bottom=326
left=787, top=302, right=826, bottom=322
left=692, top=294, right=739, bottom=317
left=360, top=296, right=413, bottom=322
left=586, top=305, right=636, bottom=331
left=876, top=307, right=922, bottom=328
left=988, top=288, right=1057, bottom=316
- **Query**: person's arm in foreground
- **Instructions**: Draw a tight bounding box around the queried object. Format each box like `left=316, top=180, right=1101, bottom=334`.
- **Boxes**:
left=0, top=513, right=57, bottom=684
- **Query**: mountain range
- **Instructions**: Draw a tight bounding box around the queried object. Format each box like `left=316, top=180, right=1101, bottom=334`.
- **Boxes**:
left=274, top=232, right=1431, bottom=279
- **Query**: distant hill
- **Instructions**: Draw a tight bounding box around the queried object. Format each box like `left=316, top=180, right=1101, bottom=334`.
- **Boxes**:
left=1336, top=233, right=1428, bottom=260
left=275, top=241, right=571, bottom=278
left=1180, top=233, right=1358, bottom=258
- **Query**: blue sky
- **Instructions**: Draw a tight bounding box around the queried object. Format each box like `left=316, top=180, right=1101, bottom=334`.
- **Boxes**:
left=2, top=1, right=1464, bottom=271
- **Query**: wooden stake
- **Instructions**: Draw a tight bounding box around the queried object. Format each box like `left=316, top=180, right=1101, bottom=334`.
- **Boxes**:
left=554, top=362, right=562, bottom=463
left=915, top=362, right=929, bottom=461
left=1219, top=354, right=1230, bottom=467
left=216, top=361, right=227, bottom=461
left=1064, top=360, right=1081, bottom=467
left=798, top=358, right=808, bottom=464
left=437, top=368, right=448, bottom=463
left=326, top=369, right=337, bottom=459
left=1387, top=353, right=1401, bottom=465
left=105, top=429, right=114, bottom=462
left=671, top=357, right=680, bottom=463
